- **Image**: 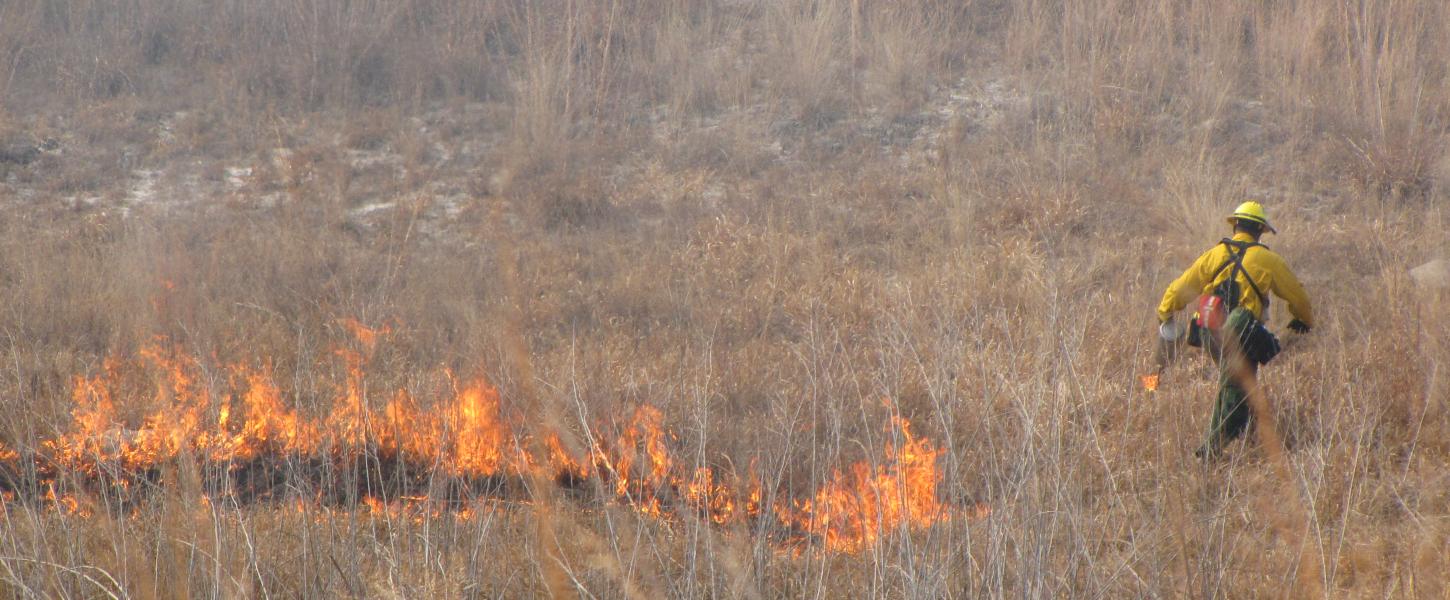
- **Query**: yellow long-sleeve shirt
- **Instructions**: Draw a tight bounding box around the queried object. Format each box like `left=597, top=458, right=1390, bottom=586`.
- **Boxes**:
left=1157, top=233, right=1313, bottom=325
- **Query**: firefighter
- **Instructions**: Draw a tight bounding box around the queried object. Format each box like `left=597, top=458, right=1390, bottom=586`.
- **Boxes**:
left=1157, top=202, right=1313, bottom=458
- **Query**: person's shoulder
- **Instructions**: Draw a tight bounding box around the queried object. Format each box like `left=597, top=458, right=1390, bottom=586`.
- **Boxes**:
left=1195, top=243, right=1225, bottom=263
left=1248, top=243, right=1288, bottom=266
left=1199, top=238, right=1232, bottom=254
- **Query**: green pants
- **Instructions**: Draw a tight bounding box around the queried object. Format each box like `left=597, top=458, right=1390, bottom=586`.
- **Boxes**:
left=1204, top=308, right=1259, bottom=451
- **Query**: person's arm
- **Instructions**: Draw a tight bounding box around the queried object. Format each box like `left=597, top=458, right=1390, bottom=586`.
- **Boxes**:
left=1157, top=252, right=1211, bottom=322
left=1269, top=258, right=1313, bottom=327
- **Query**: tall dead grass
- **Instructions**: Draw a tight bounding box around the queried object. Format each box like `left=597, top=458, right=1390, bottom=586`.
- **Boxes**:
left=1, top=0, right=1448, bottom=597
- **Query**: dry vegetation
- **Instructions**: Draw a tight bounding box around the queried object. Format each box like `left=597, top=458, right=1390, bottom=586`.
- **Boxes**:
left=1, top=0, right=1449, bottom=597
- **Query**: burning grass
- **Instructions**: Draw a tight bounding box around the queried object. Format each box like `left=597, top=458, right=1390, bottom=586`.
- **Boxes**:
left=2, top=0, right=1450, bottom=596
left=2, top=327, right=955, bottom=555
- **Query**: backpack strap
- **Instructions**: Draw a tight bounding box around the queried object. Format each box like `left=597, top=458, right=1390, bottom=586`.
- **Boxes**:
left=1217, top=238, right=1269, bottom=310
left=1207, top=239, right=1250, bottom=284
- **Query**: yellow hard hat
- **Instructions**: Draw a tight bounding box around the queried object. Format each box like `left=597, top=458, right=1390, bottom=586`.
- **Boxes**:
left=1227, top=201, right=1277, bottom=234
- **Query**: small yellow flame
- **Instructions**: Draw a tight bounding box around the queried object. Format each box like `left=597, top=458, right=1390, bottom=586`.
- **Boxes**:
left=1140, top=374, right=1160, bottom=392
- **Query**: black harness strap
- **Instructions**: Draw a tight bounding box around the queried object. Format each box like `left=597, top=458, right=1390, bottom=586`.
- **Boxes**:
left=1212, top=239, right=1269, bottom=310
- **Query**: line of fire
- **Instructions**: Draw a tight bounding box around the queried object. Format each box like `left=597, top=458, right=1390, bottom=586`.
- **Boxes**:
left=0, top=322, right=978, bottom=553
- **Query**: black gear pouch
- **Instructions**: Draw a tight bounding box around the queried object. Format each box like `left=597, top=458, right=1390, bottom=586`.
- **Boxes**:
left=1239, top=321, right=1281, bottom=364
left=1186, top=323, right=1205, bottom=347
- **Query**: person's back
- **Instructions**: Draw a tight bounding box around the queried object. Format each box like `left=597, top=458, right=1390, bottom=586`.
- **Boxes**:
left=1156, top=202, right=1313, bottom=458
left=1160, top=233, right=1312, bottom=326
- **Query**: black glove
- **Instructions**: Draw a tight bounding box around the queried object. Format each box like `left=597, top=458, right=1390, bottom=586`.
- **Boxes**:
left=1287, top=319, right=1311, bottom=334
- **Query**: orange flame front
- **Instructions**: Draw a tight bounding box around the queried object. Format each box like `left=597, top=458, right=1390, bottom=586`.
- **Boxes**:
left=779, top=417, right=948, bottom=552
left=2, top=327, right=964, bottom=552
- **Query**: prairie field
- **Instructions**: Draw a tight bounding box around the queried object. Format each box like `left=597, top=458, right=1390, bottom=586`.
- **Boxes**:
left=1, top=0, right=1449, bottom=597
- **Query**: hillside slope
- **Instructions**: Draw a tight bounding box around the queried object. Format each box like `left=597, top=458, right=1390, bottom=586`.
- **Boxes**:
left=1, top=1, right=1448, bottom=597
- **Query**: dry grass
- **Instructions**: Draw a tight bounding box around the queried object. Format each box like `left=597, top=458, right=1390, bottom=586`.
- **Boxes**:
left=1, top=0, right=1449, bottom=597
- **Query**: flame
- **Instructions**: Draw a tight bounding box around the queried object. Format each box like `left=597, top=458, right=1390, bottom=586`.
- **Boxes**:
left=5, top=326, right=966, bottom=552
left=42, top=485, right=91, bottom=517
left=545, top=433, right=590, bottom=480
left=232, top=365, right=318, bottom=458
left=448, top=378, right=517, bottom=476
left=1140, top=374, right=1160, bottom=392
left=602, top=406, right=676, bottom=517
left=779, top=416, right=949, bottom=552
left=336, top=318, right=389, bottom=354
